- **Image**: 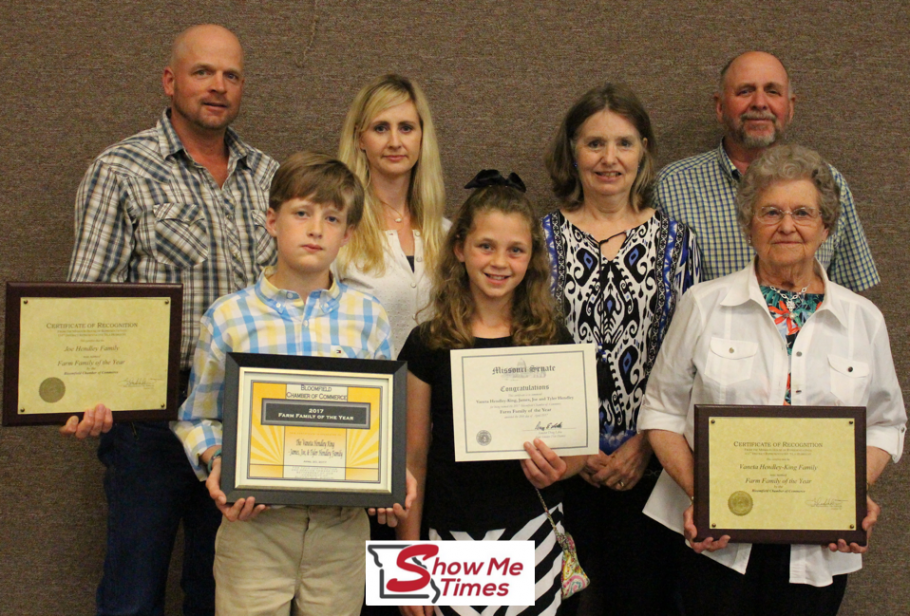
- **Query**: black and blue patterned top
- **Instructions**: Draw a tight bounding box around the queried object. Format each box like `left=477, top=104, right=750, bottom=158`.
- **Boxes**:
left=542, top=210, right=700, bottom=453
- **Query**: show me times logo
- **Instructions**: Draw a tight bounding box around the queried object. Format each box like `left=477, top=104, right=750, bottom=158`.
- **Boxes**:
left=365, top=541, right=535, bottom=606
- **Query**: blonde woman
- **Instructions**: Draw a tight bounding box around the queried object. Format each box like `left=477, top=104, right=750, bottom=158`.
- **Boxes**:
left=336, top=74, right=448, bottom=354
left=338, top=74, right=448, bottom=616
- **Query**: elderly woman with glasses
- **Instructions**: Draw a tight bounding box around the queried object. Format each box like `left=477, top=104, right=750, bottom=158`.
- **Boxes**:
left=638, top=144, right=906, bottom=616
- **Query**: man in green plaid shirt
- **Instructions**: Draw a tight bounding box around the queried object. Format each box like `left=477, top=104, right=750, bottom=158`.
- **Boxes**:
left=655, top=51, right=879, bottom=292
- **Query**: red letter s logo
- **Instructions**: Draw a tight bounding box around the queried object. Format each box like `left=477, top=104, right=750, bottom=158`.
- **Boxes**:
left=387, top=544, right=439, bottom=592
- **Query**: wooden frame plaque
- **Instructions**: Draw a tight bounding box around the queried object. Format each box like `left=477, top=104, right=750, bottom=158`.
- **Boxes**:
left=221, top=352, right=407, bottom=508
left=694, top=404, right=867, bottom=545
left=3, top=282, right=183, bottom=426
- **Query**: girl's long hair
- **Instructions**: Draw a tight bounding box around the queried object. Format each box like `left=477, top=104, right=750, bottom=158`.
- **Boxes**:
left=425, top=185, right=560, bottom=350
left=337, top=74, right=446, bottom=276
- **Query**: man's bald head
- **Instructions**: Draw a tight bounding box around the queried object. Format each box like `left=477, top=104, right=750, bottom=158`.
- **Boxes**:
left=169, top=24, right=244, bottom=71
left=719, top=51, right=792, bottom=95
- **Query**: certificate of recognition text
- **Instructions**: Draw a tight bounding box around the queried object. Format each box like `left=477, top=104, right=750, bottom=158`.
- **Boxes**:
left=17, top=296, right=171, bottom=414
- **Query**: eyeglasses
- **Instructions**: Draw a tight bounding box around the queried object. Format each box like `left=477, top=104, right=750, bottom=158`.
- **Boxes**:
left=755, top=206, right=820, bottom=226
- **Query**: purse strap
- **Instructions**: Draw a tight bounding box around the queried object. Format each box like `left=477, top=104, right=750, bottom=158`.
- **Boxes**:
left=536, top=487, right=577, bottom=556
left=534, top=488, right=560, bottom=534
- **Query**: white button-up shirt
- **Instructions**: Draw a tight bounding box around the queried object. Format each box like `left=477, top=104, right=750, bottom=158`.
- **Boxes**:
left=639, top=261, right=906, bottom=587
left=337, top=223, right=450, bottom=355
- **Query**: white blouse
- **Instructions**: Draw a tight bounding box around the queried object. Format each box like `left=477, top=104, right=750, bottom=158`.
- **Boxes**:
left=337, top=224, right=449, bottom=356
left=638, top=261, right=906, bottom=587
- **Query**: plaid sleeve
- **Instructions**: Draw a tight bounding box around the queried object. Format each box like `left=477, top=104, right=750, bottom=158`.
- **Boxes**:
left=827, top=169, right=880, bottom=292
left=368, top=301, right=394, bottom=361
left=67, top=159, right=134, bottom=283
left=173, top=311, right=229, bottom=480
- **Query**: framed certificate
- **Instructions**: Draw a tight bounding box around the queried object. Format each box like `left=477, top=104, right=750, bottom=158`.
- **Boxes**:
left=221, top=352, right=407, bottom=508
left=450, top=343, right=600, bottom=462
left=694, top=405, right=867, bottom=545
left=3, top=282, right=182, bottom=426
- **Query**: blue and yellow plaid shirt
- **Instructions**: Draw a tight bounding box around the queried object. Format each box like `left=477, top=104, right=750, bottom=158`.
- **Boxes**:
left=654, top=142, right=880, bottom=292
left=174, top=267, right=393, bottom=479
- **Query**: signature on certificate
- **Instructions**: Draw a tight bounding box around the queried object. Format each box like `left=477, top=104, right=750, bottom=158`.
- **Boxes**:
left=121, top=377, right=160, bottom=390
left=535, top=421, right=563, bottom=431
left=805, top=497, right=847, bottom=509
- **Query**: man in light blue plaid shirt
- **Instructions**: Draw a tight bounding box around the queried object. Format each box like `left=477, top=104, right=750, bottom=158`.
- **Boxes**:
left=64, top=25, right=277, bottom=616
left=655, top=51, right=879, bottom=292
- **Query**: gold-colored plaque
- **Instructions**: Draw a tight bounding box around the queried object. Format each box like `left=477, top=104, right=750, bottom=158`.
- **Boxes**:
left=694, top=405, right=866, bottom=545
left=3, top=282, right=182, bottom=426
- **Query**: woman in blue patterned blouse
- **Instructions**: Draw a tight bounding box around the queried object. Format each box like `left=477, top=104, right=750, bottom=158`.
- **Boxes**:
left=542, top=83, right=700, bottom=615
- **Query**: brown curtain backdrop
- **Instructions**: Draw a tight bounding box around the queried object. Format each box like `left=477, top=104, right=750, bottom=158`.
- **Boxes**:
left=1, top=1, right=907, bottom=614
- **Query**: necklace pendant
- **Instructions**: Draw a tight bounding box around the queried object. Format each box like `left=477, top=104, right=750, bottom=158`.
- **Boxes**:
left=786, top=299, right=796, bottom=313
left=395, top=217, right=402, bottom=223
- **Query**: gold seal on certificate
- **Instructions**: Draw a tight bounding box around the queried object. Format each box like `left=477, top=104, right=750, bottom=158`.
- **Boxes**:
left=450, top=343, right=600, bottom=462
left=694, top=405, right=867, bottom=545
left=220, top=352, right=407, bottom=508
left=728, top=491, right=753, bottom=516
left=3, top=282, right=182, bottom=426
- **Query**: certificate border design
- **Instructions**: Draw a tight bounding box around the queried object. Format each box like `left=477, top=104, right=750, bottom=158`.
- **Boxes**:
left=221, top=352, right=407, bottom=508
left=2, top=281, right=183, bottom=426
left=694, top=404, right=867, bottom=546
left=450, top=343, right=600, bottom=462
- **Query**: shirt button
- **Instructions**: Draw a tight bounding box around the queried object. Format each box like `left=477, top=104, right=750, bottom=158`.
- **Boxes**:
left=303, top=320, right=309, bottom=327
left=286, top=292, right=293, bottom=298
left=847, top=366, right=854, bottom=372
left=728, top=348, right=735, bottom=354
left=416, top=256, right=423, bottom=262
left=411, top=283, right=417, bottom=288
left=795, top=390, right=802, bottom=394
left=796, top=351, right=802, bottom=357
left=226, top=212, right=234, bottom=221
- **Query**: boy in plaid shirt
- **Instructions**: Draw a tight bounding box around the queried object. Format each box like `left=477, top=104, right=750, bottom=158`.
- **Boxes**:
left=174, top=152, right=411, bottom=615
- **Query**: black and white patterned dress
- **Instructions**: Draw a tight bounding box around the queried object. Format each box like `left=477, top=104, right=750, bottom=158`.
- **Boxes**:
left=542, top=210, right=700, bottom=454
left=541, top=209, right=700, bottom=614
left=399, top=326, right=573, bottom=616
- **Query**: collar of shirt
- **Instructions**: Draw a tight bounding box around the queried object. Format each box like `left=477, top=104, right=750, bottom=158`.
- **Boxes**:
left=719, top=258, right=849, bottom=328
left=156, top=108, right=251, bottom=171
left=716, top=139, right=742, bottom=182
left=254, top=265, right=343, bottom=319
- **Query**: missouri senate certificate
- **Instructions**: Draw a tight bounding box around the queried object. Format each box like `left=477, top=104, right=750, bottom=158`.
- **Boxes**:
left=450, top=343, right=599, bottom=462
left=694, top=405, right=866, bottom=545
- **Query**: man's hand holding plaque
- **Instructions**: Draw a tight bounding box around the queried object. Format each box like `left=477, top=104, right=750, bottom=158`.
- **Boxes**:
left=59, top=403, right=114, bottom=439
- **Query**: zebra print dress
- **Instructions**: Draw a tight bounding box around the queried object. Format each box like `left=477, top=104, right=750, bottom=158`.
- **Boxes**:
left=429, top=505, right=565, bottom=616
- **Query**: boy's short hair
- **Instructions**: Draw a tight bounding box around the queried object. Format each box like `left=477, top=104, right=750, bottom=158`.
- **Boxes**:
left=269, top=152, right=365, bottom=226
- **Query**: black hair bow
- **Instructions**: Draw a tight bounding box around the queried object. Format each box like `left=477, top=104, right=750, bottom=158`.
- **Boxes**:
left=464, top=169, right=526, bottom=193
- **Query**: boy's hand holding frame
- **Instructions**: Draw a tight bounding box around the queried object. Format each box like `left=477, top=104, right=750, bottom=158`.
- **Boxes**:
left=368, top=469, right=417, bottom=527
left=202, top=445, right=268, bottom=522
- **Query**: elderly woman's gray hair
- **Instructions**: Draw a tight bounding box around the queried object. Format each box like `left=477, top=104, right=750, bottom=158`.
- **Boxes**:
left=736, top=144, right=840, bottom=234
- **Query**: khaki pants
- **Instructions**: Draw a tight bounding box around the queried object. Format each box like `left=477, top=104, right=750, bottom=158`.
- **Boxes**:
left=214, top=506, right=368, bottom=616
